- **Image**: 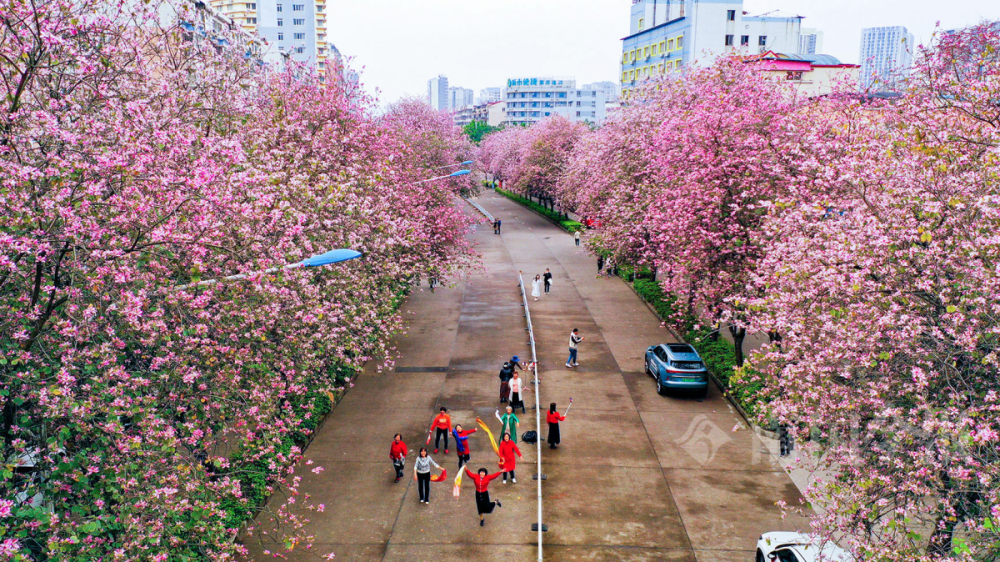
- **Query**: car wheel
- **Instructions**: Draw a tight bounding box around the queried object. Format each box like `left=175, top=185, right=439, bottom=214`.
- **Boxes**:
left=656, top=377, right=667, bottom=396
left=755, top=550, right=765, bottom=562
left=644, top=359, right=651, bottom=376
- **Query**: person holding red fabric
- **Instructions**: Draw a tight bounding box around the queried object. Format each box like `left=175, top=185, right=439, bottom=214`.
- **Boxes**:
left=452, top=423, right=477, bottom=468
left=547, top=403, right=567, bottom=450
left=431, top=407, right=452, bottom=454
left=464, top=466, right=503, bottom=526
left=389, top=433, right=408, bottom=483
left=498, top=432, right=523, bottom=484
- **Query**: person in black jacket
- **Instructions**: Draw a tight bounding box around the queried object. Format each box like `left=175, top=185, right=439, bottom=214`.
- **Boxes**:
left=498, top=361, right=514, bottom=403
left=543, top=269, right=553, bottom=294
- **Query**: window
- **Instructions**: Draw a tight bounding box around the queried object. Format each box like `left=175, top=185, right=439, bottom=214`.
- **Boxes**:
left=277, top=32, right=283, bottom=40
left=668, top=39, right=675, bottom=50
left=621, top=71, right=628, bottom=81
left=629, top=70, right=635, bottom=80
left=643, top=46, right=649, bottom=58
left=785, top=71, right=803, bottom=81
left=245, top=2, right=256, bottom=9
left=651, top=44, right=657, bottom=55
left=727, top=10, right=735, bottom=21
left=677, top=36, right=683, bottom=49
left=296, top=46, right=305, bottom=53
left=638, top=17, right=644, bottom=30
left=277, top=18, right=283, bottom=26
left=294, top=32, right=305, bottom=39
left=293, top=18, right=304, bottom=25
left=293, top=4, right=304, bottom=10
left=623, top=53, right=629, bottom=64
left=725, top=34, right=734, bottom=46
left=741, top=35, right=749, bottom=46
left=658, top=63, right=663, bottom=73
left=659, top=41, right=666, bottom=53
left=758, top=36, right=767, bottom=46
left=248, top=17, right=256, bottom=23
left=675, top=60, right=682, bottom=69
left=630, top=49, right=636, bottom=61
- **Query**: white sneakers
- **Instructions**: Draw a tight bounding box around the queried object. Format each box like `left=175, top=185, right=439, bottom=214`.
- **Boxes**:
left=512, top=478, right=517, bottom=483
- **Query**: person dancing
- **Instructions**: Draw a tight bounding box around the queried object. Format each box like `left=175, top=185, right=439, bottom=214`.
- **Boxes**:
left=547, top=403, right=567, bottom=449
left=389, top=433, right=408, bottom=483
left=498, top=433, right=523, bottom=484
left=464, top=466, right=503, bottom=526
left=413, top=447, right=442, bottom=504
left=452, top=423, right=477, bottom=468
left=431, top=407, right=452, bottom=454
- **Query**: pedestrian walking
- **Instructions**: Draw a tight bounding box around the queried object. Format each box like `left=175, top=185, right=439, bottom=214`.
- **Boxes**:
left=464, top=467, right=503, bottom=526
left=531, top=274, right=541, bottom=301
left=498, top=433, right=523, bottom=483
left=452, top=424, right=477, bottom=468
left=566, top=328, right=583, bottom=368
left=413, top=447, right=442, bottom=504
left=389, top=433, right=408, bottom=483
left=431, top=407, right=451, bottom=454
left=574, top=230, right=581, bottom=247
left=492, top=219, right=498, bottom=234
left=779, top=424, right=794, bottom=457
left=597, top=255, right=604, bottom=274
left=495, top=406, right=519, bottom=444
left=547, top=403, right=567, bottom=449
left=543, top=269, right=553, bottom=294
left=496, top=218, right=502, bottom=234
left=498, top=361, right=514, bottom=403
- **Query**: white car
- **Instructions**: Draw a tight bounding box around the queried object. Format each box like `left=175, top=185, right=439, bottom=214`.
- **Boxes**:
left=756, top=532, right=854, bottom=562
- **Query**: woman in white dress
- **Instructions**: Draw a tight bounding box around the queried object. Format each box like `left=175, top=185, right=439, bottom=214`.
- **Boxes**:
left=531, top=275, right=542, bottom=301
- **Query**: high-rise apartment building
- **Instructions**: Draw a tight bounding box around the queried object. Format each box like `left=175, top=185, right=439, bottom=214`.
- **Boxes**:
left=448, top=87, right=475, bottom=110
left=798, top=28, right=824, bottom=54
left=427, top=75, right=449, bottom=111
left=858, top=26, right=914, bottom=91
left=504, top=77, right=606, bottom=126
left=210, top=0, right=331, bottom=76
left=478, top=87, right=503, bottom=105
left=582, top=81, right=619, bottom=102
left=621, top=0, right=802, bottom=97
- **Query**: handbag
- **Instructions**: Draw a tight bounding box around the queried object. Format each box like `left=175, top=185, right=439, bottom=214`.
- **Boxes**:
left=521, top=430, right=538, bottom=443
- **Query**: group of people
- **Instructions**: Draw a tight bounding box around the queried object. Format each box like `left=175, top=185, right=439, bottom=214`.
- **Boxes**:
left=387, top=353, right=572, bottom=526
left=529, top=269, right=554, bottom=301
left=492, top=218, right=502, bottom=234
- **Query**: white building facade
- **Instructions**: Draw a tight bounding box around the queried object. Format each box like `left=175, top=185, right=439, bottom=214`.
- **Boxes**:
left=427, top=75, right=449, bottom=111
left=210, top=0, right=331, bottom=76
left=448, top=87, right=474, bottom=110
left=478, top=87, right=503, bottom=105
left=504, top=77, right=606, bottom=126
left=621, top=0, right=802, bottom=98
left=858, top=26, right=914, bottom=92
left=798, top=28, right=823, bottom=54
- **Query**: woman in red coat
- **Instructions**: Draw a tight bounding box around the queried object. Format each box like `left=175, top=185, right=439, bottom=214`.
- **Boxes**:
left=389, top=433, right=408, bottom=483
left=464, top=466, right=503, bottom=526
left=498, top=432, right=523, bottom=484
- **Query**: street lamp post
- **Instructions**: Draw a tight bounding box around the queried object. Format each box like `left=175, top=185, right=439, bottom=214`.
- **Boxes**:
left=176, top=249, right=363, bottom=290
left=414, top=169, right=472, bottom=184
left=432, top=160, right=474, bottom=171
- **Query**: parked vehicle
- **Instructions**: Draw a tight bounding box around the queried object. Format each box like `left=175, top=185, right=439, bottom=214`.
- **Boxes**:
left=644, top=343, right=709, bottom=397
left=756, top=532, right=853, bottom=562
left=582, top=217, right=602, bottom=229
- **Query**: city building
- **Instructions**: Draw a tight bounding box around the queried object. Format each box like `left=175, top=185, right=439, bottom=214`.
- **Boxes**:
left=798, top=28, right=823, bottom=54
left=210, top=0, right=331, bottom=77
left=621, top=0, right=803, bottom=98
left=452, top=106, right=475, bottom=128
left=428, top=75, right=449, bottom=111
left=159, top=1, right=272, bottom=64
left=448, top=87, right=475, bottom=110
left=478, top=87, right=503, bottom=105
left=858, top=26, right=914, bottom=92
left=749, top=52, right=860, bottom=97
left=504, top=77, right=606, bottom=126
left=582, top=81, right=619, bottom=102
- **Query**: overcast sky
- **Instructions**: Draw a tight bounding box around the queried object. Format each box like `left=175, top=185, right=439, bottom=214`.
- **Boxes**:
left=327, top=0, right=998, bottom=106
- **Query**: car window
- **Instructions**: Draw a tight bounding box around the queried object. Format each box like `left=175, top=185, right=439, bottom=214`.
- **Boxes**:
left=655, top=347, right=668, bottom=361
left=773, top=549, right=802, bottom=562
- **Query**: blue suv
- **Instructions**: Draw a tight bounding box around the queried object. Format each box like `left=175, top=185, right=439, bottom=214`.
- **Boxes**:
left=644, top=343, right=709, bottom=397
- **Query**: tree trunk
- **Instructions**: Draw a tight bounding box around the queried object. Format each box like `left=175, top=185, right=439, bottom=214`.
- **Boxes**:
left=729, top=324, right=746, bottom=366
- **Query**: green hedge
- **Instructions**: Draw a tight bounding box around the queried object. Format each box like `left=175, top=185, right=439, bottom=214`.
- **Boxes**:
left=629, top=278, right=767, bottom=418
left=495, top=188, right=583, bottom=233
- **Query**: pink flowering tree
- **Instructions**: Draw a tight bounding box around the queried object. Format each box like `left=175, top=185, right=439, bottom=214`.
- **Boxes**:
left=513, top=116, right=588, bottom=212
left=744, top=24, right=1000, bottom=559
left=0, top=1, right=473, bottom=559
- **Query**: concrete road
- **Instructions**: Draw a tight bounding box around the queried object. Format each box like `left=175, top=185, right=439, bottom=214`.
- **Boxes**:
left=246, top=191, right=810, bottom=562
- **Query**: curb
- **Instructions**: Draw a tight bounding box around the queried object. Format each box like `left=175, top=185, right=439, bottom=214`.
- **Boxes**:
left=619, top=279, right=778, bottom=439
